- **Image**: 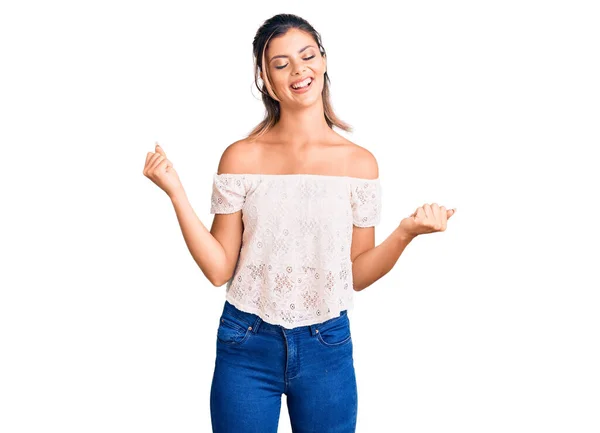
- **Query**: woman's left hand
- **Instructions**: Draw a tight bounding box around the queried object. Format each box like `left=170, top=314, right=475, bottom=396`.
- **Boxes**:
left=399, top=203, right=456, bottom=239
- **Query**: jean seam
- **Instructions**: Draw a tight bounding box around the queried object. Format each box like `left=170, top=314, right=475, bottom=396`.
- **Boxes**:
left=316, top=333, right=352, bottom=347
left=217, top=317, right=252, bottom=346
left=224, top=307, right=255, bottom=329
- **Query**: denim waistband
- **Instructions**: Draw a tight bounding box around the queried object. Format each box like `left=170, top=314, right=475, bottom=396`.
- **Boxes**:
left=222, top=300, right=348, bottom=336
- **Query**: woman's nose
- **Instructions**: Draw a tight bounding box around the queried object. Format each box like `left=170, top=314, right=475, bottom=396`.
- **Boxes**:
left=291, top=61, right=306, bottom=75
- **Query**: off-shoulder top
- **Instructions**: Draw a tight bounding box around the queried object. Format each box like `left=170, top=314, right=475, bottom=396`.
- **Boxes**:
left=210, top=173, right=382, bottom=329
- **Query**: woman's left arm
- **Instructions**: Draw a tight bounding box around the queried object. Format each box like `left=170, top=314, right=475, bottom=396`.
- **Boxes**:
left=352, top=226, right=414, bottom=292
left=352, top=203, right=456, bottom=292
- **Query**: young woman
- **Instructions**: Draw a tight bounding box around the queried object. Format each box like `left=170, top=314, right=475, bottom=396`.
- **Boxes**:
left=143, top=13, right=455, bottom=433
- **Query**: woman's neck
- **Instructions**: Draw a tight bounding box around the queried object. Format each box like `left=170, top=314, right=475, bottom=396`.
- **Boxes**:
left=273, top=102, right=333, bottom=147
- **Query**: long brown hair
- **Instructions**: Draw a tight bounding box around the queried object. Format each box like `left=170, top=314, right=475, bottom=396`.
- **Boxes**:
left=247, top=14, right=352, bottom=142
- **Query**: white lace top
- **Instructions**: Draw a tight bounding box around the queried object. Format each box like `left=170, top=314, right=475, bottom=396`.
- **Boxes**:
left=210, top=172, right=382, bottom=329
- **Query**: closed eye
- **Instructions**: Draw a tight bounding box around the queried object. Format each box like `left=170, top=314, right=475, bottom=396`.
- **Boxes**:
left=275, top=55, right=316, bottom=70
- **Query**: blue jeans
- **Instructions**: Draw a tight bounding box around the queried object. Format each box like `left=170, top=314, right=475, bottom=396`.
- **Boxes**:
left=210, top=300, right=358, bottom=433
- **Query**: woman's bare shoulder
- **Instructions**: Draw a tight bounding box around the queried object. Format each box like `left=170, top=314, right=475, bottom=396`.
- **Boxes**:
left=338, top=137, right=379, bottom=180
left=216, top=138, right=260, bottom=175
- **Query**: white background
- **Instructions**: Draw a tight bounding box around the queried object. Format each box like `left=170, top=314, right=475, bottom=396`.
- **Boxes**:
left=1, top=0, right=599, bottom=432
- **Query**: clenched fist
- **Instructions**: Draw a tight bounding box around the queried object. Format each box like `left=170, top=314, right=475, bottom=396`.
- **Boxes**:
left=143, top=142, right=183, bottom=198
left=399, top=203, right=456, bottom=239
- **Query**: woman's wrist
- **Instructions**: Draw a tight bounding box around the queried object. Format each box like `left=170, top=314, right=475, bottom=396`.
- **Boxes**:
left=393, top=225, right=416, bottom=245
left=169, top=187, right=188, bottom=205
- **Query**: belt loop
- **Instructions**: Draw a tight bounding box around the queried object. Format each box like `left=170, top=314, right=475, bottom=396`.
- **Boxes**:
left=251, top=316, right=262, bottom=334
left=309, top=323, right=318, bottom=336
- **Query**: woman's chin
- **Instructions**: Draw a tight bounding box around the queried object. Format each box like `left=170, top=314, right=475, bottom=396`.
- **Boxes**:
left=282, top=90, right=322, bottom=107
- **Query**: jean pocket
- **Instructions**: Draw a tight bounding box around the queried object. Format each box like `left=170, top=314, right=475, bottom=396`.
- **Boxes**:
left=316, top=315, right=352, bottom=347
left=217, top=314, right=252, bottom=346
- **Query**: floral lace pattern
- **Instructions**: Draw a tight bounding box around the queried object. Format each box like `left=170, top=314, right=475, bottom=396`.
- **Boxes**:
left=210, top=173, right=382, bottom=329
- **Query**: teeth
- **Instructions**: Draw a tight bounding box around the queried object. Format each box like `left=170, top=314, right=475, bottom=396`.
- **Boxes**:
left=291, top=78, right=312, bottom=89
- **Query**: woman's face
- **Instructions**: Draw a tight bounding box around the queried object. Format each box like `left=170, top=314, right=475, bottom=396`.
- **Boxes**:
left=262, top=28, right=327, bottom=107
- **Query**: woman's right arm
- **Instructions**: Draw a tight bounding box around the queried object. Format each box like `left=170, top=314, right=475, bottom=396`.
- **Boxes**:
left=169, top=189, right=233, bottom=286
left=144, top=140, right=246, bottom=286
left=168, top=141, right=246, bottom=287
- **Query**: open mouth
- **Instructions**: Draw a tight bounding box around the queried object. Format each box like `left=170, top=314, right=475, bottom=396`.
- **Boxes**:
left=290, top=78, right=313, bottom=90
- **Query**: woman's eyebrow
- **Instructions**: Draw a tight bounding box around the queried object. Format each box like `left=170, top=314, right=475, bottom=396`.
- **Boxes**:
left=269, top=45, right=316, bottom=63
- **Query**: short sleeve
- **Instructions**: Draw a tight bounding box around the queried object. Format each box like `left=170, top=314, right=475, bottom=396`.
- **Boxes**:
left=210, top=173, right=247, bottom=214
left=350, top=178, right=382, bottom=227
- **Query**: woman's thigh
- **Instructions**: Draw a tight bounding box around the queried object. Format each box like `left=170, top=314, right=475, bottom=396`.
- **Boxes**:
left=209, top=303, right=286, bottom=433
left=285, top=312, right=358, bottom=433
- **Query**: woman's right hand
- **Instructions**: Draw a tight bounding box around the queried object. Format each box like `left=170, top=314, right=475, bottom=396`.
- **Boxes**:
left=143, top=142, right=183, bottom=198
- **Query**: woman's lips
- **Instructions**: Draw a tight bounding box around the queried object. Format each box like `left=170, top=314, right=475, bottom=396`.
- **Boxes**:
left=290, top=78, right=313, bottom=93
